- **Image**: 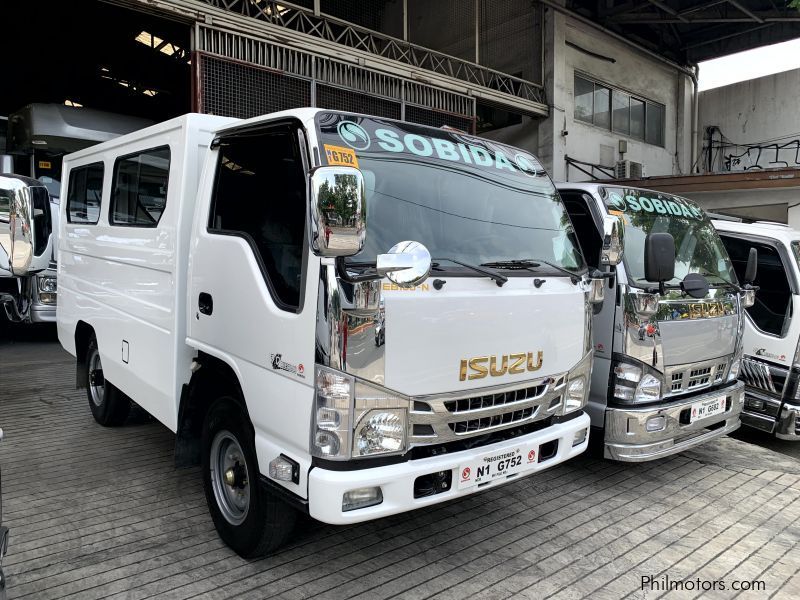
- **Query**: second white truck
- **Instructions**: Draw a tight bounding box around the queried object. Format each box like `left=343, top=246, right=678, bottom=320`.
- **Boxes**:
left=56, top=110, right=609, bottom=556
left=714, top=219, right=800, bottom=440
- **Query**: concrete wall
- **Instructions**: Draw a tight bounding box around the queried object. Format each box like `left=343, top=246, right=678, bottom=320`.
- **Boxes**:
left=530, top=10, right=693, bottom=182
left=699, top=69, right=800, bottom=172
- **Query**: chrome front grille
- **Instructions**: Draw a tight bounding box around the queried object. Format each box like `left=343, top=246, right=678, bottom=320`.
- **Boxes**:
left=409, top=374, right=566, bottom=445
left=666, top=357, right=730, bottom=397
left=740, top=357, right=786, bottom=395
left=450, top=407, right=536, bottom=434
left=444, top=383, right=547, bottom=413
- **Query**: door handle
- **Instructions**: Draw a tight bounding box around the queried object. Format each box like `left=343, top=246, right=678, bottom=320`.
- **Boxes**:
left=199, top=292, right=213, bottom=316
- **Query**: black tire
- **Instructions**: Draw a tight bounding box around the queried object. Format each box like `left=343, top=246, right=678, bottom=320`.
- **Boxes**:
left=85, top=338, right=131, bottom=426
left=202, top=397, right=296, bottom=558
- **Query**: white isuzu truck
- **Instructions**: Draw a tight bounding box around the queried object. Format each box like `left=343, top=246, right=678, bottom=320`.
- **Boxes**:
left=56, top=110, right=608, bottom=556
left=713, top=220, right=800, bottom=440
left=556, top=183, right=749, bottom=461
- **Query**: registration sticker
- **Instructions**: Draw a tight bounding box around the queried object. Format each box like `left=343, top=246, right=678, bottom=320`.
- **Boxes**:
left=690, top=395, right=726, bottom=423
left=324, top=144, right=359, bottom=168
left=458, top=444, right=537, bottom=489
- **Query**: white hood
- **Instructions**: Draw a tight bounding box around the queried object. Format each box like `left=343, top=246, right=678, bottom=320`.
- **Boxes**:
left=383, top=276, right=586, bottom=396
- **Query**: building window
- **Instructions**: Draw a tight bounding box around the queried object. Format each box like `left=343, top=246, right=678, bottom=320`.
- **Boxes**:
left=67, top=162, right=104, bottom=224
left=110, top=147, right=170, bottom=227
left=574, top=74, right=665, bottom=147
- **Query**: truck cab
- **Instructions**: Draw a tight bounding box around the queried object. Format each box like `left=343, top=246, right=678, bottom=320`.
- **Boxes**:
left=58, top=110, right=602, bottom=556
left=557, top=183, right=747, bottom=461
left=0, top=174, right=55, bottom=323
left=713, top=220, right=800, bottom=440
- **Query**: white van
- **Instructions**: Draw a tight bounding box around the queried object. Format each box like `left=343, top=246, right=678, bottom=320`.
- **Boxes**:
left=714, top=220, right=800, bottom=440
left=57, top=110, right=606, bottom=556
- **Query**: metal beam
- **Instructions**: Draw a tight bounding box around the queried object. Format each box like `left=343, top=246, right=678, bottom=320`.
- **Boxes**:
left=611, top=15, right=800, bottom=23
left=726, top=0, right=765, bottom=24
left=646, top=0, right=688, bottom=22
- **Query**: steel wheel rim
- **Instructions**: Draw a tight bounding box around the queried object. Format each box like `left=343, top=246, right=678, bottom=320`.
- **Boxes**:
left=89, top=349, right=104, bottom=407
left=210, top=430, right=250, bottom=526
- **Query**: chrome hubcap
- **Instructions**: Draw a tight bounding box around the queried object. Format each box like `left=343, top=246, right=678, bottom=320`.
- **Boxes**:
left=210, top=430, right=250, bottom=526
left=88, top=350, right=105, bottom=407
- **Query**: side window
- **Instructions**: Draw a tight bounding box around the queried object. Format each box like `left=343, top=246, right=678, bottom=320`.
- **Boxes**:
left=720, top=234, right=792, bottom=336
left=209, top=127, right=306, bottom=312
left=67, top=162, right=104, bottom=224
left=111, top=147, right=170, bottom=227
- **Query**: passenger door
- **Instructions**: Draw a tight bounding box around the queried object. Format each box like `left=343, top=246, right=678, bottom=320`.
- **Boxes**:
left=719, top=233, right=800, bottom=369
left=187, top=121, right=318, bottom=463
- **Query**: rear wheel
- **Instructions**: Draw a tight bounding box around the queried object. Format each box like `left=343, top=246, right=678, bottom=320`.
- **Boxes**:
left=202, top=397, right=296, bottom=557
left=85, top=338, right=130, bottom=426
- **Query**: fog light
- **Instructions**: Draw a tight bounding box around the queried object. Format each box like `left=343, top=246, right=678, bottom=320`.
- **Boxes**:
left=38, top=292, right=57, bottom=305
left=646, top=415, right=666, bottom=432
left=268, top=455, right=299, bottom=483
left=342, top=486, right=383, bottom=511
left=573, top=428, right=587, bottom=446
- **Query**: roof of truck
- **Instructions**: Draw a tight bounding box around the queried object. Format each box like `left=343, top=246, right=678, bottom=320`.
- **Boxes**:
left=712, top=219, right=800, bottom=244
left=555, top=181, right=696, bottom=203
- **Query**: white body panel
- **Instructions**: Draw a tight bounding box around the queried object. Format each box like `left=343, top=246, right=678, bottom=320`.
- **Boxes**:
left=57, top=114, right=236, bottom=429
left=383, top=277, right=585, bottom=396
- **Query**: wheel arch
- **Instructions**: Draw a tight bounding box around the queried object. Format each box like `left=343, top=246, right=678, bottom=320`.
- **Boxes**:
left=74, top=320, right=96, bottom=389
left=175, top=351, right=250, bottom=467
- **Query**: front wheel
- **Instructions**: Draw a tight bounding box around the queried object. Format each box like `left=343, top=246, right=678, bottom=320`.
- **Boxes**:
left=85, top=338, right=130, bottom=426
left=202, top=398, right=296, bottom=557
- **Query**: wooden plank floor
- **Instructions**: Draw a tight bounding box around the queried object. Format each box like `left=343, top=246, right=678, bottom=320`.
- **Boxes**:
left=1, top=325, right=799, bottom=599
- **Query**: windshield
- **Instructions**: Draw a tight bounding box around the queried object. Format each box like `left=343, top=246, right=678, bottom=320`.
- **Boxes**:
left=315, top=113, right=585, bottom=275
left=604, top=187, right=736, bottom=287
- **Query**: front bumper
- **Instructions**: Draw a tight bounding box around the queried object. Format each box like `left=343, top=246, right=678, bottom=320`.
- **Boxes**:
left=308, top=412, right=590, bottom=524
left=604, top=381, right=744, bottom=462
left=740, top=388, right=800, bottom=441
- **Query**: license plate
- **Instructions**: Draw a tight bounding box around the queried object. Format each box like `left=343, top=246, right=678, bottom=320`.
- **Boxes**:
left=690, top=395, right=726, bottom=423
left=458, top=444, right=538, bottom=489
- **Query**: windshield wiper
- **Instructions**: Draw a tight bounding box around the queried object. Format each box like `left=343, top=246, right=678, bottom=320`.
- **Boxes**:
left=480, top=259, right=582, bottom=282
left=432, top=258, right=508, bottom=287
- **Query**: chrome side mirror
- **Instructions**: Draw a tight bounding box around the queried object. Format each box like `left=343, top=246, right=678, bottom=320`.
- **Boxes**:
left=0, top=175, right=53, bottom=276
left=309, top=166, right=366, bottom=258
left=588, top=278, right=605, bottom=304
left=741, top=288, right=756, bottom=309
left=600, top=215, right=623, bottom=266
left=377, top=241, right=432, bottom=288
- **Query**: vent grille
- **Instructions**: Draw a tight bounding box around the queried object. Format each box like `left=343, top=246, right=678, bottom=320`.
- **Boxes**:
left=667, top=359, right=729, bottom=396
left=444, top=384, right=546, bottom=414
left=449, top=407, right=536, bottom=435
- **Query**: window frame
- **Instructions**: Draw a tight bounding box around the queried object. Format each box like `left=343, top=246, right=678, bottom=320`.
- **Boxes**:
left=573, top=73, right=666, bottom=148
left=206, top=119, right=310, bottom=315
left=66, top=161, right=105, bottom=225
left=109, top=145, right=171, bottom=228
left=718, top=232, right=798, bottom=339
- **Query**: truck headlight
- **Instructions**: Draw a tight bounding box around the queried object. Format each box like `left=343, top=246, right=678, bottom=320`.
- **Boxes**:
left=312, top=366, right=409, bottom=459
left=38, top=276, right=57, bottom=293
left=612, top=356, right=663, bottom=405
left=312, top=367, right=353, bottom=459
left=354, top=410, right=406, bottom=456
left=563, top=350, right=593, bottom=414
